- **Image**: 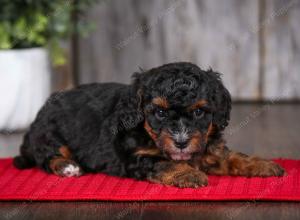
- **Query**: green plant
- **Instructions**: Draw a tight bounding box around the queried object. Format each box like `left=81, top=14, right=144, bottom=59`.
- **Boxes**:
left=0, top=0, right=98, bottom=65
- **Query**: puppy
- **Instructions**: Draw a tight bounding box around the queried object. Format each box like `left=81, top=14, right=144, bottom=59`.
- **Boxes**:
left=14, top=62, right=285, bottom=188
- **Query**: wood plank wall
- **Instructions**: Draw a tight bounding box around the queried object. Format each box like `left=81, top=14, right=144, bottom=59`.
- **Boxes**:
left=78, top=0, right=300, bottom=101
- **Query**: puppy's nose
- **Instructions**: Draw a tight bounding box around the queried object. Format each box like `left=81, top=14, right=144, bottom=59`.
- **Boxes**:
left=175, top=141, right=188, bottom=149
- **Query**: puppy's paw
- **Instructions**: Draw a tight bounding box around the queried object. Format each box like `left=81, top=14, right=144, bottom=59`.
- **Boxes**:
left=60, top=163, right=82, bottom=177
left=249, top=160, right=286, bottom=177
left=148, top=162, right=208, bottom=188
left=172, top=170, right=208, bottom=188
left=50, top=158, right=83, bottom=177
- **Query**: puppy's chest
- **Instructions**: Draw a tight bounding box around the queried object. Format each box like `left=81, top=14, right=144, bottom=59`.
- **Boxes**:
left=116, top=127, right=154, bottom=153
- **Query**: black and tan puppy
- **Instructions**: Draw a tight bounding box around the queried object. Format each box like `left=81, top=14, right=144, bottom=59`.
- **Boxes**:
left=14, top=62, right=285, bottom=188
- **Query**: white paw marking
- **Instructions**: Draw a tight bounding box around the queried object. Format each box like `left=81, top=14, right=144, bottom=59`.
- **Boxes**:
left=62, top=164, right=81, bottom=177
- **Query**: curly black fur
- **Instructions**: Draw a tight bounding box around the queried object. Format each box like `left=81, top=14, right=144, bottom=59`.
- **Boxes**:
left=14, top=62, right=231, bottom=180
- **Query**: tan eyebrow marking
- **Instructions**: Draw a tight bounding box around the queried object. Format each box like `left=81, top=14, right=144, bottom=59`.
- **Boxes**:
left=188, top=99, right=208, bottom=111
left=152, top=97, right=169, bottom=109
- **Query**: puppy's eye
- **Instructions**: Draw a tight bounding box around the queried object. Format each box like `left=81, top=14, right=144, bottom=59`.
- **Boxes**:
left=193, top=108, right=205, bottom=119
left=155, top=109, right=168, bottom=120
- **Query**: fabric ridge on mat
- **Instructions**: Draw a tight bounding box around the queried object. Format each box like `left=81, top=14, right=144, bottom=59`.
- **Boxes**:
left=0, top=158, right=299, bottom=201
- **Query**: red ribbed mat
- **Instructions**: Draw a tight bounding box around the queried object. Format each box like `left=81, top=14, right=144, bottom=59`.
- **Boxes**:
left=0, top=158, right=299, bottom=201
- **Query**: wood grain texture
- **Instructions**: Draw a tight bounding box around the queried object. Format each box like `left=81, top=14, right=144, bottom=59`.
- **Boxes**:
left=263, top=0, right=300, bottom=100
left=0, top=202, right=299, bottom=220
left=77, top=0, right=300, bottom=100
left=78, top=0, right=260, bottom=100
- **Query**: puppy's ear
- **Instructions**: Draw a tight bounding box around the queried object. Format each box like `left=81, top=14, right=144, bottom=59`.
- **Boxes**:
left=209, top=71, right=232, bottom=131
left=110, top=73, right=145, bottom=135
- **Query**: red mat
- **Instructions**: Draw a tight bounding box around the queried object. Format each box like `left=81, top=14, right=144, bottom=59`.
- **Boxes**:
left=0, top=158, right=299, bottom=201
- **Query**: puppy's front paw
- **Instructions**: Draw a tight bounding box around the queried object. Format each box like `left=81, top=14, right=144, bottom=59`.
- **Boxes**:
left=148, top=162, right=208, bottom=188
left=249, top=160, right=286, bottom=177
left=172, top=170, right=208, bottom=188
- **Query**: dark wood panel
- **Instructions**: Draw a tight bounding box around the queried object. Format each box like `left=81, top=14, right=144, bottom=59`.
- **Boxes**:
left=0, top=201, right=299, bottom=220
left=78, top=0, right=260, bottom=100
left=263, top=0, right=300, bottom=100
left=77, top=0, right=300, bottom=100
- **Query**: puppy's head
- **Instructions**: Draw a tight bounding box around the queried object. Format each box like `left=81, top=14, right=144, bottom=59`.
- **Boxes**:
left=133, top=62, right=231, bottom=161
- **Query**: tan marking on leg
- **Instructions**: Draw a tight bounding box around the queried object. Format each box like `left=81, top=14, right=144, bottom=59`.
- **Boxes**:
left=134, top=147, right=162, bottom=157
left=58, top=145, right=72, bottom=159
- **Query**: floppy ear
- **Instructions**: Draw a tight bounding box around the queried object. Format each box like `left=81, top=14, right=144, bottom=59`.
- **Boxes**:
left=209, top=71, right=232, bottom=131
left=109, top=73, right=145, bottom=135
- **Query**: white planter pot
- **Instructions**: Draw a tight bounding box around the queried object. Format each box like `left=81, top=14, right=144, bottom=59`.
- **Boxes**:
left=0, top=48, right=51, bottom=131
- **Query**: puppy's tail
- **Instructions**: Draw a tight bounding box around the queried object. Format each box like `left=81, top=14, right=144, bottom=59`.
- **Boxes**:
left=13, top=136, right=36, bottom=169
left=13, top=155, right=35, bottom=169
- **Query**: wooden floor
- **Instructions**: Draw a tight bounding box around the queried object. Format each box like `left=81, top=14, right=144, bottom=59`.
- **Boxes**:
left=0, top=104, right=299, bottom=220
